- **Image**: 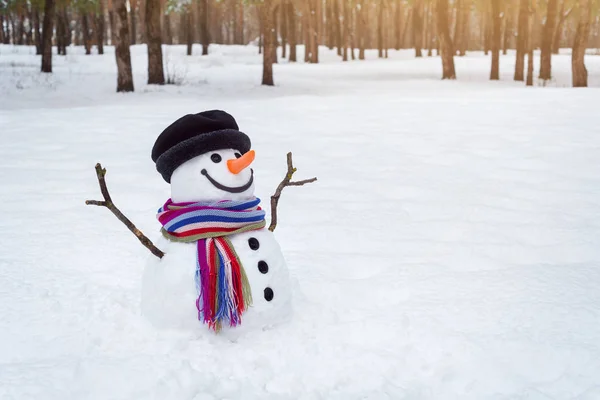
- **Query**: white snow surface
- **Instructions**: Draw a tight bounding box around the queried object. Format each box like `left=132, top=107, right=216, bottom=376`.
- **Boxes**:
left=1, top=44, right=600, bottom=399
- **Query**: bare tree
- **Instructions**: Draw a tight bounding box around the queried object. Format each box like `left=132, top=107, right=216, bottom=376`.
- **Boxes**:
left=490, top=0, right=501, bottom=80
left=200, top=0, right=210, bottom=55
left=82, top=13, right=92, bottom=55
left=343, top=0, right=350, bottom=60
left=526, top=0, right=536, bottom=86
left=33, top=4, right=42, bottom=54
left=413, top=0, right=424, bottom=57
left=436, top=0, right=456, bottom=79
left=514, top=0, right=529, bottom=80
left=395, top=0, right=402, bottom=50
left=145, top=0, right=164, bottom=84
left=539, top=0, right=558, bottom=80
left=41, top=0, right=55, bottom=73
left=572, top=0, right=591, bottom=87
left=114, top=0, right=134, bottom=92
left=552, top=1, right=573, bottom=54
left=262, top=0, right=276, bottom=86
left=287, top=1, right=297, bottom=62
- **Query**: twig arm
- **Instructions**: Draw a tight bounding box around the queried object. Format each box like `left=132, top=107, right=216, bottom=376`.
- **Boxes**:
left=86, top=163, right=165, bottom=259
left=268, top=152, right=317, bottom=232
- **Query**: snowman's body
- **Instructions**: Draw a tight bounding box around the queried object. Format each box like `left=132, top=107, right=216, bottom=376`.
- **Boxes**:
left=142, top=141, right=293, bottom=334
left=141, top=229, right=292, bottom=334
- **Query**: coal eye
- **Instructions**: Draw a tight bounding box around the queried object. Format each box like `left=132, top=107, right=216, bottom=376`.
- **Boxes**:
left=234, top=152, right=242, bottom=159
left=211, top=154, right=222, bottom=163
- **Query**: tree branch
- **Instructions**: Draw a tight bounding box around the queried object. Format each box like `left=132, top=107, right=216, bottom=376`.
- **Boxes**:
left=85, top=163, right=165, bottom=259
left=268, top=152, right=317, bottom=232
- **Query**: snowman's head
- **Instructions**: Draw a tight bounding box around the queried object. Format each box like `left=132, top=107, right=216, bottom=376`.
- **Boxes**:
left=170, top=148, right=256, bottom=202
left=152, top=110, right=256, bottom=202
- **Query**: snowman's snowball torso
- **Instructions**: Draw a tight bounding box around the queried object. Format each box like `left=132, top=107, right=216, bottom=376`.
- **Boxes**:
left=141, top=228, right=292, bottom=334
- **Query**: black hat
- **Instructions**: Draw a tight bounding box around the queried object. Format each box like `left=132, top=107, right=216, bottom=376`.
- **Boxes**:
left=152, top=110, right=251, bottom=183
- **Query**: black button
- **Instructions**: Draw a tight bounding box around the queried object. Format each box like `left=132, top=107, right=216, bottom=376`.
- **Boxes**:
left=211, top=153, right=222, bottom=163
left=264, top=287, right=274, bottom=301
left=248, top=237, right=260, bottom=250
left=258, top=261, right=268, bottom=274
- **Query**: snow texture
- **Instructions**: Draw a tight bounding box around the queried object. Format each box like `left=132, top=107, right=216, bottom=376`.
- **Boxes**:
left=1, top=44, right=600, bottom=400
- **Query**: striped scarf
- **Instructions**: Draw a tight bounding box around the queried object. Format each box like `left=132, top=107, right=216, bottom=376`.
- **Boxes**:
left=157, top=197, right=266, bottom=331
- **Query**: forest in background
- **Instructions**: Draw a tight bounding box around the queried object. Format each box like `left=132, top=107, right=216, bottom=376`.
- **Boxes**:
left=1, top=0, right=599, bottom=90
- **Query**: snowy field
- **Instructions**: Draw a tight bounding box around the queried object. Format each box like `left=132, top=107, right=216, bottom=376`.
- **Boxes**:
left=1, top=44, right=600, bottom=399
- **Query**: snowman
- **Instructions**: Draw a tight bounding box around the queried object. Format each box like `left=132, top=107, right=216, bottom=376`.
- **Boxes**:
left=139, top=110, right=300, bottom=335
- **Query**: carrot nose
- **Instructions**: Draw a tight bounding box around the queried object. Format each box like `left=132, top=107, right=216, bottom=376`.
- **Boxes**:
left=227, top=150, right=255, bottom=174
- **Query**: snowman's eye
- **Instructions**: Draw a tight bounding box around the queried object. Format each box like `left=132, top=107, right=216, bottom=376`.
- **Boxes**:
left=211, top=154, right=222, bottom=163
left=234, top=152, right=242, bottom=159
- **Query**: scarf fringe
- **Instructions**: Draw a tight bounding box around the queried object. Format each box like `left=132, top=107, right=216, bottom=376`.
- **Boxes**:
left=159, top=198, right=265, bottom=332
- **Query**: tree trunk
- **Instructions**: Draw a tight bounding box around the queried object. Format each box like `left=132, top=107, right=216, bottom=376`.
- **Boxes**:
left=114, top=0, right=134, bottom=92
left=288, top=1, right=297, bottom=62
left=33, top=6, right=42, bottom=54
left=413, top=0, right=423, bottom=57
left=539, top=0, right=557, bottom=80
left=490, top=0, right=501, bottom=80
left=502, top=15, right=511, bottom=55
left=17, top=12, right=24, bottom=45
left=343, top=0, right=350, bottom=60
left=97, top=11, right=105, bottom=54
left=314, top=0, right=321, bottom=63
left=10, top=16, right=16, bottom=44
left=304, top=5, right=310, bottom=62
left=484, top=6, right=491, bottom=54
left=426, top=1, right=434, bottom=57
left=458, top=0, right=469, bottom=55
left=306, top=0, right=319, bottom=63
left=272, top=5, right=279, bottom=64
left=41, top=0, right=55, bottom=73
left=334, top=0, right=343, bottom=56
left=164, top=14, right=173, bottom=45
left=350, top=0, right=356, bottom=60
left=553, top=2, right=573, bottom=54
left=74, top=17, right=81, bottom=46
left=0, top=16, right=4, bottom=45
left=436, top=0, right=456, bottom=79
left=526, top=48, right=534, bottom=85
left=56, top=9, right=64, bottom=54
left=281, top=2, right=288, bottom=58
left=395, top=0, right=402, bottom=49
left=259, top=12, right=263, bottom=55
left=526, top=0, right=535, bottom=86
left=514, top=0, right=528, bottom=80
left=234, top=0, right=244, bottom=44
left=453, top=0, right=462, bottom=54
left=200, top=0, right=210, bottom=55
left=186, top=8, right=193, bottom=55
left=109, top=10, right=116, bottom=45
left=130, top=0, right=137, bottom=44
left=572, top=0, right=590, bottom=87
left=402, top=9, right=412, bottom=49
left=378, top=0, right=384, bottom=57
left=83, top=14, right=92, bottom=54
left=326, top=0, right=334, bottom=49
left=145, top=0, right=164, bottom=84
left=357, top=0, right=366, bottom=60
left=26, top=9, right=33, bottom=45
left=262, top=1, right=275, bottom=86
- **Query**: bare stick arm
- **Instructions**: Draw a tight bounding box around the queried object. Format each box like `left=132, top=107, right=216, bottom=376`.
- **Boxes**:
left=268, top=152, right=317, bottom=232
left=85, top=163, right=165, bottom=259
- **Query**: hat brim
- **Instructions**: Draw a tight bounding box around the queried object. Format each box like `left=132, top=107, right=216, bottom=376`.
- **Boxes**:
left=155, top=129, right=251, bottom=183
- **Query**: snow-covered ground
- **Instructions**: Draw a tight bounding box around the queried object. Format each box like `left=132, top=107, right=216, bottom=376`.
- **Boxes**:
left=1, top=44, right=600, bottom=399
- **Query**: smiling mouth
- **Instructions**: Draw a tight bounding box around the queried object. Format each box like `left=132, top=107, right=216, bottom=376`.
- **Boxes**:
left=201, top=169, right=254, bottom=193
